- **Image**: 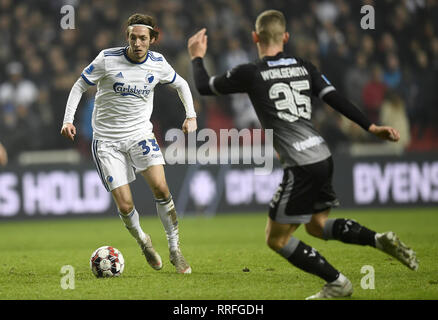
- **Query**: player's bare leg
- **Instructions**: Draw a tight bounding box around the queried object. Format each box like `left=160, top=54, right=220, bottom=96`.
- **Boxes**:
left=305, top=209, right=419, bottom=270
left=304, top=209, right=330, bottom=239
left=265, top=218, right=299, bottom=251
left=265, top=218, right=352, bottom=299
left=141, top=165, right=191, bottom=274
left=112, top=184, right=162, bottom=270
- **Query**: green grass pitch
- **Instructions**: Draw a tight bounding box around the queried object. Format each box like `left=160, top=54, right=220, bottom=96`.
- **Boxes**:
left=0, top=208, right=437, bottom=300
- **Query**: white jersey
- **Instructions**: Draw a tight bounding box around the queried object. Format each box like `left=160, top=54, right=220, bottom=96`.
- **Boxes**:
left=79, top=46, right=192, bottom=141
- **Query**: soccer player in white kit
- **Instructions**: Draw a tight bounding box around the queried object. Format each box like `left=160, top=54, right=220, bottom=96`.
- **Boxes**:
left=61, top=13, right=196, bottom=274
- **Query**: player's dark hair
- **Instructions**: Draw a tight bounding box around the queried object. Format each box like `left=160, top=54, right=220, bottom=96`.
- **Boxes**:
left=125, top=13, right=159, bottom=41
left=255, top=10, right=286, bottom=45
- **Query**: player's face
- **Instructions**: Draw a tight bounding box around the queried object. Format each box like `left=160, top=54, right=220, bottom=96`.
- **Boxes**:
left=127, top=26, right=153, bottom=61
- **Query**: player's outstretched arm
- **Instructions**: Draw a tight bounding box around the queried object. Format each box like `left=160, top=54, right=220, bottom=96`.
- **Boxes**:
left=322, top=91, right=400, bottom=143
left=188, top=28, right=216, bottom=96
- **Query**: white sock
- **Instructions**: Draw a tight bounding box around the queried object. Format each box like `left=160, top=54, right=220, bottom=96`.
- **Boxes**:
left=119, top=208, right=146, bottom=243
left=156, top=195, right=179, bottom=251
left=332, top=273, right=346, bottom=284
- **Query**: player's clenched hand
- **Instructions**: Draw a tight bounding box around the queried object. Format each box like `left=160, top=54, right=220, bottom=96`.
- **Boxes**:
left=188, top=28, right=208, bottom=60
left=60, top=123, right=77, bottom=141
left=182, top=117, right=197, bottom=133
left=368, top=124, right=400, bottom=142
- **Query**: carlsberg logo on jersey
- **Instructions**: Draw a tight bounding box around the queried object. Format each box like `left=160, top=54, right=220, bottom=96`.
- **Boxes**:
left=113, top=82, right=151, bottom=98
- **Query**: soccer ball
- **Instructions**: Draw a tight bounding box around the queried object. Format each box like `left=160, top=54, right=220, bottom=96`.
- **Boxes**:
left=90, top=246, right=125, bottom=278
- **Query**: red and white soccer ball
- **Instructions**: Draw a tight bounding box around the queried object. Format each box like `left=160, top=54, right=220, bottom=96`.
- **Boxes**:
left=90, top=246, right=125, bottom=278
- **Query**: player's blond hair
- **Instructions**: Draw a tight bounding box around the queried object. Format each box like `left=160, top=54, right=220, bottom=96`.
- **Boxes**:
left=255, top=10, right=286, bottom=45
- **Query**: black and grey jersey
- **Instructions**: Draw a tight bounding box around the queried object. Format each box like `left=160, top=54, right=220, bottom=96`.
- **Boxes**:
left=209, top=52, right=335, bottom=167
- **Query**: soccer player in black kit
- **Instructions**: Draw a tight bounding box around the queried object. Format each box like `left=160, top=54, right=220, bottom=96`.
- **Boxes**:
left=188, top=10, right=418, bottom=299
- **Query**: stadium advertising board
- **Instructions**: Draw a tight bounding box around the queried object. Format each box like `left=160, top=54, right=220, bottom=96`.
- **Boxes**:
left=338, top=153, right=438, bottom=207
left=0, top=165, right=112, bottom=218
left=352, top=161, right=438, bottom=205
left=0, top=153, right=436, bottom=219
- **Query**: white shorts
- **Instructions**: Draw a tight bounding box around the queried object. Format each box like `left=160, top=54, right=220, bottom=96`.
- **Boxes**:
left=91, top=133, right=165, bottom=192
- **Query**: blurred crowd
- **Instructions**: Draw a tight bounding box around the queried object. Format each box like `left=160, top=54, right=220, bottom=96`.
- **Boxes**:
left=0, top=0, right=437, bottom=162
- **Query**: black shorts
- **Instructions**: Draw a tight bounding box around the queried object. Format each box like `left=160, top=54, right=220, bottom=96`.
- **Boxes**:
left=269, top=156, right=339, bottom=224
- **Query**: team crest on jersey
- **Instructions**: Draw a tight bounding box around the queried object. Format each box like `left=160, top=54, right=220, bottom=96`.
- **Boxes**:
left=146, top=73, right=154, bottom=83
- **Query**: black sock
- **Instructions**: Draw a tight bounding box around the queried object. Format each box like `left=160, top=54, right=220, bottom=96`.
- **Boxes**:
left=327, top=219, right=376, bottom=247
left=280, top=239, right=339, bottom=283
